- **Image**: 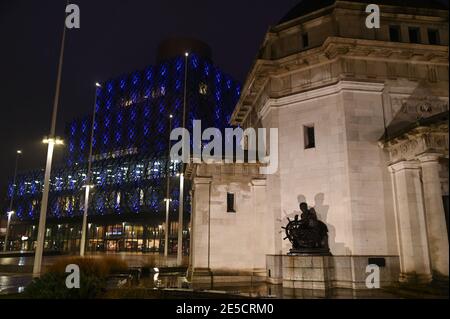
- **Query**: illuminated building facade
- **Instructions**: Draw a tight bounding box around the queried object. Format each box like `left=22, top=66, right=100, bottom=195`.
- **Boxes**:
left=4, top=39, right=241, bottom=254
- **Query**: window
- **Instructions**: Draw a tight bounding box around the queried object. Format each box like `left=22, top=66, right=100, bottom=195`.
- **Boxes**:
left=302, top=33, right=309, bottom=48
left=389, top=25, right=401, bottom=42
left=408, top=27, right=421, bottom=44
left=227, top=193, right=236, bottom=213
left=304, top=125, right=316, bottom=149
left=199, top=83, right=208, bottom=95
left=428, top=29, right=440, bottom=45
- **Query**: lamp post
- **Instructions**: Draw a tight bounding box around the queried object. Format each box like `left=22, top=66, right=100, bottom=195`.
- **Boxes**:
left=177, top=52, right=189, bottom=266
left=4, top=150, right=22, bottom=252
left=33, top=13, right=67, bottom=278
left=4, top=211, right=14, bottom=253
left=164, top=115, right=173, bottom=257
left=80, top=82, right=101, bottom=257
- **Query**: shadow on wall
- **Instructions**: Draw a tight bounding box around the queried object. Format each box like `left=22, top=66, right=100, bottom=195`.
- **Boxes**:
left=282, top=194, right=351, bottom=255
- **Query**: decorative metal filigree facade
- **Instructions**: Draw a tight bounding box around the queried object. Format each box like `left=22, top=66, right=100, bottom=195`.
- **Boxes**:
left=7, top=54, right=240, bottom=226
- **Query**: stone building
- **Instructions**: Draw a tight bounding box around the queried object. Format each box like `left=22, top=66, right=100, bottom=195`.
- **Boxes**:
left=187, top=0, right=449, bottom=289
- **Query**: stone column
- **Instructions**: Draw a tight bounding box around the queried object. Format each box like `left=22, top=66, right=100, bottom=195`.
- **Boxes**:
left=418, top=153, right=449, bottom=279
left=189, top=177, right=212, bottom=282
left=389, top=161, right=432, bottom=283
left=188, top=189, right=194, bottom=272
left=251, top=179, right=268, bottom=275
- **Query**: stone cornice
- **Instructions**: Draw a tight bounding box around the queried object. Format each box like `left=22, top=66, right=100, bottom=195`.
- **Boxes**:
left=272, top=0, right=448, bottom=35
left=381, top=123, right=449, bottom=164
left=232, top=37, right=448, bottom=126
left=259, top=80, right=385, bottom=121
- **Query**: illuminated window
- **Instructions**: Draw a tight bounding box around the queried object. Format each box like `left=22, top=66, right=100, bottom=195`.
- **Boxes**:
left=140, top=189, right=145, bottom=206
left=199, top=83, right=208, bottom=95
left=64, top=197, right=70, bottom=211
left=123, top=99, right=133, bottom=107
left=151, top=87, right=166, bottom=98
left=116, top=192, right=121, bottom=206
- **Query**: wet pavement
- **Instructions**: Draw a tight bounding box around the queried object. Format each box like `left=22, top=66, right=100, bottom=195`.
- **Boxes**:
left=0, top=253, right=447, bottom=299
left=0, top=252, right=188, bottom=268
left=0, top=274, right=32, bottom=295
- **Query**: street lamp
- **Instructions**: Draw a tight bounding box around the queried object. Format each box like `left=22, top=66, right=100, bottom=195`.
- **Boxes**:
left=4, top=150, right=22, bottom=252
left=164, top=114, right=173, bottom=257
left=33, top=11, right=67, bottom=278
left=42, top=137, right=64, bottom=145
left=80, top=82, right=102, bottom=257
left=4, top=211, right=14, bottom=252
left=177, top=51, right=189, bottom=266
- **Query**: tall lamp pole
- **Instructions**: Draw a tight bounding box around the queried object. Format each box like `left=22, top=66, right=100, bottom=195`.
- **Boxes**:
left=4, top=150, right=22, bottom=252
left=164, top=115, right=173, bottom=257
left=33, top=15, right=67, bottom=278
left=177, top=52, right=189, bottom=266
left=80, top=82, right=102, bottom=257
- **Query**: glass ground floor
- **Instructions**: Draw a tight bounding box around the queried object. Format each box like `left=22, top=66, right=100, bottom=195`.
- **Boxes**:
left=3, top=216, right=190, bottom=255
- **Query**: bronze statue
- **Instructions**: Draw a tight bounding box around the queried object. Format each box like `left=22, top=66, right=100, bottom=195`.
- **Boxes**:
left=283, top=202, right=331, bottom=255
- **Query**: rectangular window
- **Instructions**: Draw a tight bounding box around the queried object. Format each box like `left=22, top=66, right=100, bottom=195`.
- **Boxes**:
left=408, top=27, right=421, bottom=44
left=389, top=25, right=401, bottom=42
left=302, top=33, right=309, bottom=48
left=304, top=125, right=316, bottom=149
left=428, top=29, right=440, bottom=45
left=227, top=193, right=236, bottom=213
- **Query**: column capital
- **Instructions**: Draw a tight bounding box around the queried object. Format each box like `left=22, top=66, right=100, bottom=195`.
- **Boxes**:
left=194, top=176, right=212, bottom=185
left=251, top=178, right=267, bottom=187
left=417, top=153, right=442, bottom=164
left=389, top=160, right=421, bottom=173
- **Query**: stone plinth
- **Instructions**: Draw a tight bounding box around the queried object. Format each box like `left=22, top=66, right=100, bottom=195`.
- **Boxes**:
left=282, top=255, right=332, bottom=290
left=267, top=255, right=400, bottom=291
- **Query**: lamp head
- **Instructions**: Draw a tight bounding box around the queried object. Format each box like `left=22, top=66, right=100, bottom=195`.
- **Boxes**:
left=43, top=137, right=64, bottom=145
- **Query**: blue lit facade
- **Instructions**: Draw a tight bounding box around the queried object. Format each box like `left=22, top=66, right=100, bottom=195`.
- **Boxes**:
left=5, top=53, right=240, bottom=253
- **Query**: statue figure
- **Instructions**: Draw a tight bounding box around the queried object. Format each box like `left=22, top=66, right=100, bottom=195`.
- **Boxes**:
left=283, top=202, right=331, bottom=255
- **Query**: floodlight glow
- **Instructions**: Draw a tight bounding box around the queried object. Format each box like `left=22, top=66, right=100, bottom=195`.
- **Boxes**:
left=42, top=137, right=64, bottom=145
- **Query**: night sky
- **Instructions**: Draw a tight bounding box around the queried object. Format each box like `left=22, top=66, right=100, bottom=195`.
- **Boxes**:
left=1, top=0, right=448, bottom=201
left=0, top=0, right=302, bottom=199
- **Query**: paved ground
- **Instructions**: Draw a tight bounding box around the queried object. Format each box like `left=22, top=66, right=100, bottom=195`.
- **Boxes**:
left=0, top=252, right=447, bottom=299
left=0, top=252, right=188, bottom=268
left=0, top=252, right=189, bottom=296
left=0, top=274, right=31, bottom=295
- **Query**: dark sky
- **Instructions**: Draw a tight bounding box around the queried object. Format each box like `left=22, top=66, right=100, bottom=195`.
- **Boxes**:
left=0, top=0, right=448, bottom=199
left=0, top=0, right=301, bottom=198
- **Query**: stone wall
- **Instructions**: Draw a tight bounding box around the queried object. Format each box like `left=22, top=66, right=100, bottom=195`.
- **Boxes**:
left=188, top=163, right=271, bottom=281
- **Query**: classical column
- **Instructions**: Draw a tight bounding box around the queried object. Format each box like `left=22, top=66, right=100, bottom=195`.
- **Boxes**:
left=251, top=179, right=268, bottom=273
left=189, top=177, right=212, bottom=280
left=418, top=153, right=449, bottom=278
left=188, top=189, right=195, bottom=273
left=389, top=161, right=432, bottom=283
